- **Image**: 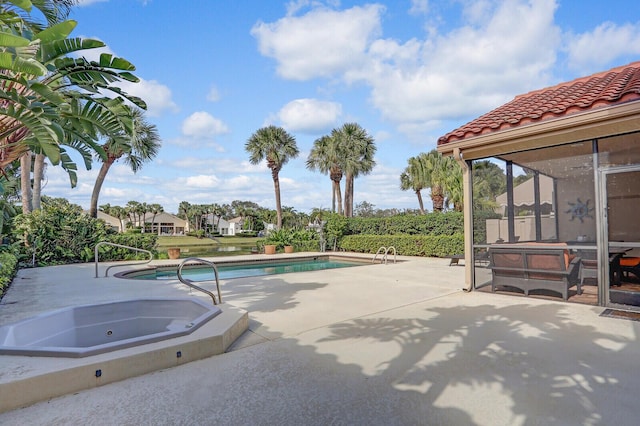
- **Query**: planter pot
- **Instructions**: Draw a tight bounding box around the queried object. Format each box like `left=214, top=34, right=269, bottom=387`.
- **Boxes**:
left=167, top=248, right=181, bottom=259
left=264, top=245, right=276, bottom=255
left=284, top=245, right=294, bottom=253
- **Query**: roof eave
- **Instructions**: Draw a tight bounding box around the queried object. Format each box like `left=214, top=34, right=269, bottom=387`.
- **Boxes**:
left=437, top=101, right=640, bottom=160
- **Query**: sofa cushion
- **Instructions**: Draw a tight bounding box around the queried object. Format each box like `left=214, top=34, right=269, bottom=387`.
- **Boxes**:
left=526, top=253, right=565, bottom=281
left=491, top=252, right=524, bottom=277
left=620, top=257, right=640, bottom=267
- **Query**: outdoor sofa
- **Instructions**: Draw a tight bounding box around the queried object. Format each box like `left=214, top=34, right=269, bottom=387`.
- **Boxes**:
left=488, top=243, right=581, bottom=301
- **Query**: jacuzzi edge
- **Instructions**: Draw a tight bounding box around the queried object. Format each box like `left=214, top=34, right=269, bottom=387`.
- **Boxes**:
left=0, top=304, right=249, bottom=414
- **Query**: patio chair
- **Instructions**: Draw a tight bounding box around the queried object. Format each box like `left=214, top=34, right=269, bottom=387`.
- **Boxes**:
left=579, top=259, right=598, bottom=286
left=620, top=257, right=640, bottom=281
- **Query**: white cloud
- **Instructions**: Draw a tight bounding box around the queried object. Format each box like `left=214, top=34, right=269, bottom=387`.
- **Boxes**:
left=278, top=98, right=342, bottom=133
left=73, top=40, right=178, bottom=117
left=77, top=0, right=108, bottom=6
left=251, top=4, right=384, bottom=80
left=565, top=21, right=640, bottom=72
left=361, top=0, right=560, bottom=127
left=170, top=158, right=264, bottom=174
left=119, top=78, right=179, bottom=117
left=181, top=112, right=230, bottom=138
left=182, top=175, right=220, bottom=189
left=168, top=136, right=225, bottom=151
left=409, top=0, right=429, bottom=16
left=254, top=0, right=561, bottom=140
left=207, top=85, right=221, bottom=102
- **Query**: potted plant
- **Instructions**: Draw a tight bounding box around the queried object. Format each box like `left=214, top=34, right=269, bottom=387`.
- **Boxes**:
left=262, top=228, right=295, bottom=254
left=167, top=247, right=181, bottom=259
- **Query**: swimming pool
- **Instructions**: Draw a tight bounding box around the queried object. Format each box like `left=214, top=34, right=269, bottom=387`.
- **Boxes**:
left=120, top=256, right=369, bottom=281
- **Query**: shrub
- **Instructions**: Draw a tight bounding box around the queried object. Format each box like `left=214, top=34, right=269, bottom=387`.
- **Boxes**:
left=97, top=233, right=158, bottom=261
left=12, top=198, right=158, bottom=266
left=12, top=200, right=113, bottom=266
left=260, top=228, right=319, bottom=251
left=0, top=250, right=18, bottom=298
left=237, top=231, right=258, bottom=237
left=186, top=230, right=206, bottom=239
left=338, top=234, right=464, bottom=257
left=322, top=212, right=464, bottom=253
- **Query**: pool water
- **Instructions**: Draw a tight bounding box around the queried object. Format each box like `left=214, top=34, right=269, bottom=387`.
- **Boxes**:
left=132, top=258, right=366, bottom=281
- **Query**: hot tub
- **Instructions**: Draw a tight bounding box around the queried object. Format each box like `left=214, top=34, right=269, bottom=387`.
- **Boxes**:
left=0, top=298, right=221, bottom=358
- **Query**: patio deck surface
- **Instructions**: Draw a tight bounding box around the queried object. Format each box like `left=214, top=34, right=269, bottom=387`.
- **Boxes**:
left=1, top=253, right=639, bottom=425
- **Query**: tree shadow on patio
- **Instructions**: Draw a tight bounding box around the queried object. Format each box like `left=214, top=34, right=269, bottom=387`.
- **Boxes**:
left=318, top=302, right=637, bottom=425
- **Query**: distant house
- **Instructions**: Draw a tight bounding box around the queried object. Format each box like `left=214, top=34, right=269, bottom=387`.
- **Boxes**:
left=226, top=217, right=244, bottom=236
left=144, top=212, right=189, bottom=236
left=203, top=215, right=244, bottom=236
left=94, top=210, right=189, bottom=235
left=96, top=211, right=125, bottom=233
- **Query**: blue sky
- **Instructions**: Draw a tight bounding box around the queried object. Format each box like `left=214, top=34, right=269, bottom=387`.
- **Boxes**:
left=42, top=0, right=640, bottom=214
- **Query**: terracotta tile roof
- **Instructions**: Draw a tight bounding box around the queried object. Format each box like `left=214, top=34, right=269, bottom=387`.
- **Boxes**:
left=438, top=61, right=640, bottom=145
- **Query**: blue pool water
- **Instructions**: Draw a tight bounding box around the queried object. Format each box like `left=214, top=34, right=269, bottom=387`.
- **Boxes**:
left=130, top=258, right=366, bottom=281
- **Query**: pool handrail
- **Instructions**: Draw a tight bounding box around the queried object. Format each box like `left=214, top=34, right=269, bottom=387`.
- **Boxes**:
left=177, top=257, right=222, bottom=306
left=372, top=246, right=397, bottom=264
left=94, top=241, right=154, bottom=278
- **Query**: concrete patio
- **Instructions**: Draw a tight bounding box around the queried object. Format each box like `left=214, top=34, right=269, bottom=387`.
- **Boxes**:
left=1, top=253, right=639, bottom=425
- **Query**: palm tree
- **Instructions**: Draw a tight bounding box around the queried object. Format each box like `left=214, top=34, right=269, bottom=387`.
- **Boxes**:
left=148, top=203, right=164, bottom=234
left=31, top=153, right=47, bottom=210
left=125, top=200, right=141, bottom=226
left=472, top=160, right=506, bottom=212
left=245, top=125, right=299, bottom=229
left=333, top=123, right=376, bottom=217
left=421, top=150, right=452, bottom=213
left=400, top=154, right=428, bottom=214
left=306, top=135, right=344, bottom=214
left=1, top=2, right=146, bottom=213
left=443, top=160, right=464, bottom=212
left=178, top=201, right=190, bottom=220
left=88, top=108, right=160, bottom=217
left=109, top=205, right=129, bottom=232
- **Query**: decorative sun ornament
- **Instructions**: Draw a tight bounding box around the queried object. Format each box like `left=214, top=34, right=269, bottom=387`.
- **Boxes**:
left=565, top=198, right=594, bottom=223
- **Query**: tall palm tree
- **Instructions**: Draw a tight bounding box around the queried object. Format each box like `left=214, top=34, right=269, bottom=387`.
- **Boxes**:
left=400, top=154, right=428, bottom=214
left=1, top=2, right=146, bottom=213
left=333, top=123, right=376, bottom=217
left=245, top=125, right=299, bottom=229
left=31, top=153, right=47, bottom=210
left=307, top=134, right=344, bottom=214
left=148, top=203, right=163, bottom=234
left=88, top=108, right=160, bottom=217
left=443, top=159, right=464, bottom=212
left=125, top=200, right=141, bottom=226
left=109, top=205, right=129, bottom=232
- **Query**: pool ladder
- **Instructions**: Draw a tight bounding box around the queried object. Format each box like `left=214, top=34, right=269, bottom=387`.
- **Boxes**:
left=177, top=258, right=222, bottom=306
left=372, top=246, right=396, bottom=264
left=94, top=242, right=154, bottom=278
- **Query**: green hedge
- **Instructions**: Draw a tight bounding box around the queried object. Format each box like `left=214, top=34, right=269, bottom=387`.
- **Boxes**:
left=0, top=251, right=18, bottom=296
left=12, top=198, right=159, bottom=266
left=325, top=212, right=464, bottom=236
left=472, top=210, right=501, bottom=244
left=338, top=234, right=464, bottom=257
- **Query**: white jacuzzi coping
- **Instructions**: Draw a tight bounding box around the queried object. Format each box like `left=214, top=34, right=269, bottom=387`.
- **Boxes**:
left=0, top=298, right=222, bottom=357
left=0, top=303, right=248, bottom=413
